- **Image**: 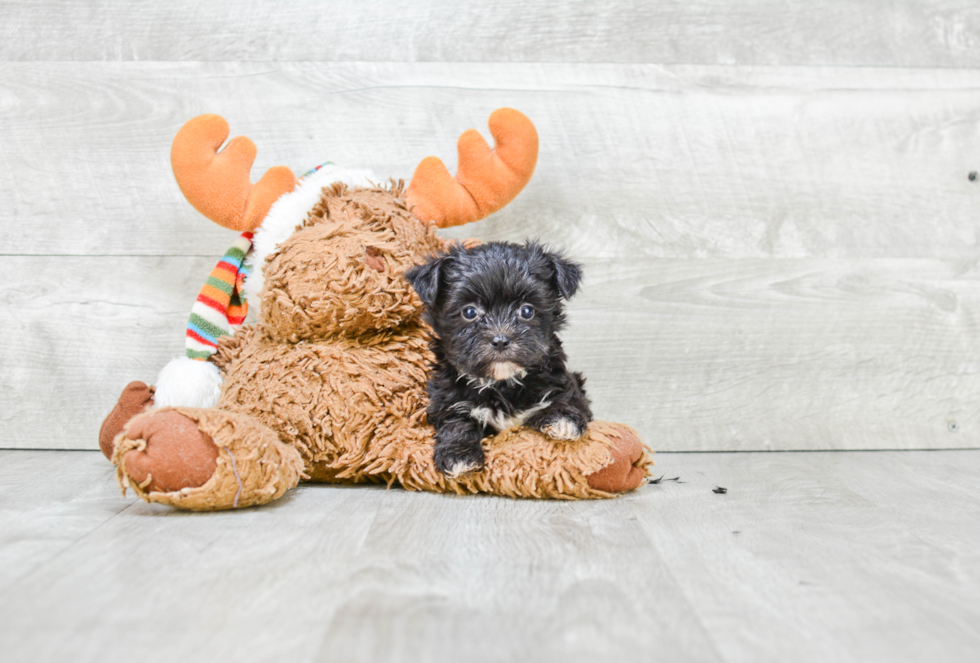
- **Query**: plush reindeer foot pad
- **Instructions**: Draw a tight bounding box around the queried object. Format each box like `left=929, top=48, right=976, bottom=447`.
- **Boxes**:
left=585, top=424, right=649, bottom=493
left=118, top=410, right=218, bottom=492
left=99, top=381, right=155, bottom=459
left=112, top=407, right=304, bottom=511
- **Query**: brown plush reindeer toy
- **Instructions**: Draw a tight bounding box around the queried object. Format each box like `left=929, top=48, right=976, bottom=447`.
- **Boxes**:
left=99, top=109, right=650, bottom=510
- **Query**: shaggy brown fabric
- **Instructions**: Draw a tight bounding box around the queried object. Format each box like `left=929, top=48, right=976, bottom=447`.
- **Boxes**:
left=215, top=309, right=651, bottom=498
left=114, top=407, right=304, bottom=511
left=260, top=183, right=450, bottom=342
left=217, top=322, right=433, bottom=476
left=99, top=381, right=155, bottom=459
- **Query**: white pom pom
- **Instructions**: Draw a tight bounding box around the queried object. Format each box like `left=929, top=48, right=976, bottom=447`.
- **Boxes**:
left=154, top=357, right=223, bottom=408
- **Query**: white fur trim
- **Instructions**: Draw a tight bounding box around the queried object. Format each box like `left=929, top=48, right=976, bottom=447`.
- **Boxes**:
left=243, top=164, right=378, bottom=309
left=154, top=357, right=224, bottom=408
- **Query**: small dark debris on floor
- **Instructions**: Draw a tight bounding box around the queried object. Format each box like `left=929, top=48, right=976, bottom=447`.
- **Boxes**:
left=649, top=475, right=684, bottom=485
left=713, top=486, right=728, bottom=494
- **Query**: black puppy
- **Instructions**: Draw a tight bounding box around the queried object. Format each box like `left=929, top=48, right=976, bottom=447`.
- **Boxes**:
left=404, top=241, right=592, bottom=477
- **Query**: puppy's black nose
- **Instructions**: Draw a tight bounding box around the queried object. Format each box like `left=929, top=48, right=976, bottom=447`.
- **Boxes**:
left=490, top=335, right=511, bottom=350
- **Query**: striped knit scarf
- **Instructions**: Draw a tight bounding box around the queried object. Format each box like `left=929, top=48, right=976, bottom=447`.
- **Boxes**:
left=186, top=231, right=253, bottom=360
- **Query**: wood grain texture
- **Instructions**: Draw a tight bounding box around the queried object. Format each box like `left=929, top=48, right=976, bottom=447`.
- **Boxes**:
left=5, top=4, right=980, bottom=455
left=3, top=256, right=977, bottom=451
left=1, top=62, right=978, bottom=258
left=563, top=257, right=980, bottom=451
left=1, top=449, right=978, bottom=662
left=0, top=256, right=220, bottom=450
left=1, top=1, right=978, bottom=67
left=0, top=450, right=128, bottom=595
left=630, top=450, right=980, bottom=663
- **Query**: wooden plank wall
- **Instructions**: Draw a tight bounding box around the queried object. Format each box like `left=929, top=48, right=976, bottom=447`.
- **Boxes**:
left=2, top=1, right=979, bottom=450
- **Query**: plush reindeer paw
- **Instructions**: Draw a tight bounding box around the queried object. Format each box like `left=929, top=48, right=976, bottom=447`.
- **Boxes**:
left=112, top=407, right=304, bottom=511
left=99, top=381, right=156, bottom=459
left=115, top=409, right=219, bottom=493
left=586, top=425, right=648, bottom=493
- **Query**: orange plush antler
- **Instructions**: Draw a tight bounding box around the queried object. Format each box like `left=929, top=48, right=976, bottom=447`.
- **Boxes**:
left=405, top=108, right=538, bottom=228
left=171, top=114, right=296, bottom=232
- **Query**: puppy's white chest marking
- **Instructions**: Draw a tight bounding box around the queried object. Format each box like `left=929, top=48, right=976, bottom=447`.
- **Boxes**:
left=469, top=400, right=551, bottom=432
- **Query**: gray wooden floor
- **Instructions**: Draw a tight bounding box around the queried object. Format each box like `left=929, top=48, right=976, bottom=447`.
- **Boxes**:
left=1, top=449, right=978, bottom=663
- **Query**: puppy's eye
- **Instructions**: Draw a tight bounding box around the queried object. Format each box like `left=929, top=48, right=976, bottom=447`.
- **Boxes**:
left=519, top=305, right=534, bottom=320
left=462, top=306, right=479, bottom=321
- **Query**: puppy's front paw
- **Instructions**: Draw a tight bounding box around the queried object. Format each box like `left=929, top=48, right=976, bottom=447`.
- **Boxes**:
left=434, top=442, right=485, bottom=478
left=537, top=414, right=587, bottom=441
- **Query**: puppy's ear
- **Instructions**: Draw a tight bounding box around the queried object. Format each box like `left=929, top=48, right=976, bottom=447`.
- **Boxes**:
left=547, top=252, right=583, bottom=300
left=404, top=255, right=447, bottom=307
